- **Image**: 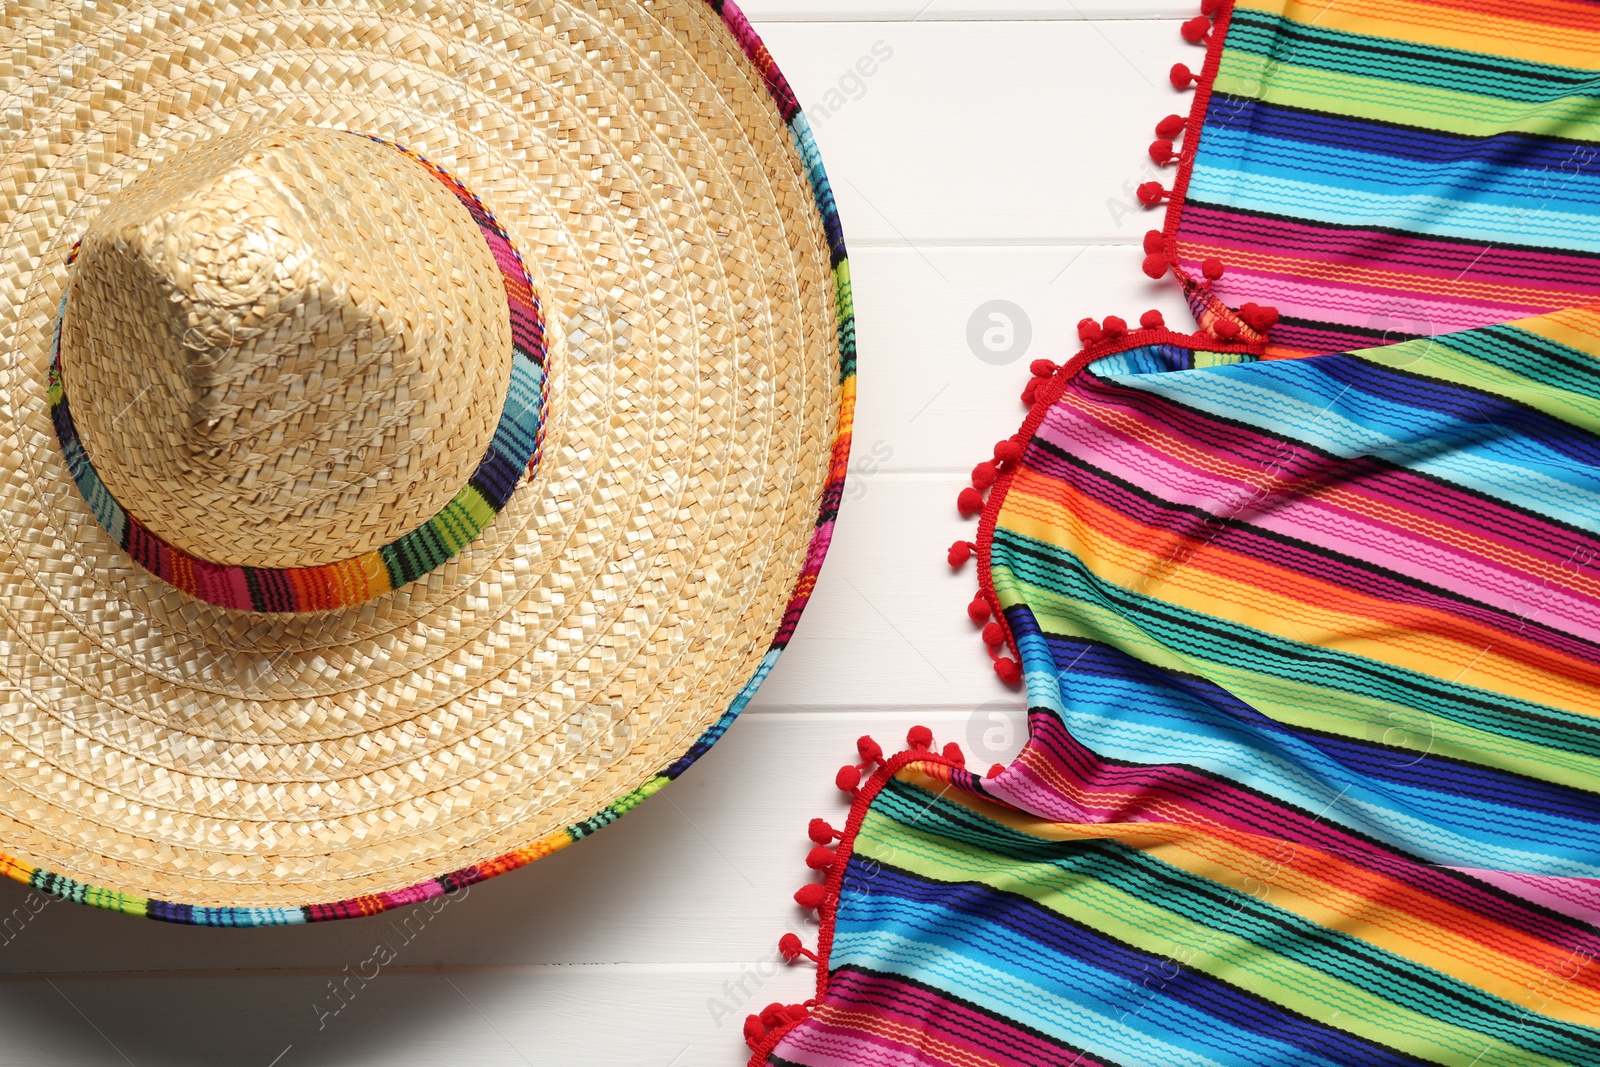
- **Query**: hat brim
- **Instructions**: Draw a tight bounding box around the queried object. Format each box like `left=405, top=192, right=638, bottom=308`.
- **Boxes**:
left=0, top=0, right=851, bottom=922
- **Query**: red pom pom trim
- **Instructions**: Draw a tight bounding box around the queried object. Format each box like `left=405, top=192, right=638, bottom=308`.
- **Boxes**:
left=1137, top=181, right=1168, bottom=207
left=794, top=883, right=827, bottom=910
left=1181, top=15, right=1211, bottom=43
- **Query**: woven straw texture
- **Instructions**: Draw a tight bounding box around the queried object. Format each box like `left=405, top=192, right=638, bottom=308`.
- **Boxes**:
left=62, top=126, right=516, bottom=571
left=0, top=0, right=852, bottom=919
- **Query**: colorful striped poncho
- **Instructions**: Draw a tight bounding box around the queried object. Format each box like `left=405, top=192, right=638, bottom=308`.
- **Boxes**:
left=745, top=2, right=1600, bottom=1064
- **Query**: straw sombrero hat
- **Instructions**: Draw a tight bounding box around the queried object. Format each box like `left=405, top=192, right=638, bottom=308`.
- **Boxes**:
left=0, top=0, right=851, bottom=923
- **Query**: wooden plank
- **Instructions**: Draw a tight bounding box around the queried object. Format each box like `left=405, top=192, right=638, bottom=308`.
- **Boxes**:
left=0, top=968, right=809, bottom=1066
left=758, top=20, right=1196, bottom=243
left=843, top=245, right=1194, bottom=477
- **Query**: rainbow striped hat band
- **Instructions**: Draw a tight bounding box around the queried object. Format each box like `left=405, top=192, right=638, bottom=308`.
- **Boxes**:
left=49, top=134, right=551, bottom=615
left=0, top=0, right=853, bottom=924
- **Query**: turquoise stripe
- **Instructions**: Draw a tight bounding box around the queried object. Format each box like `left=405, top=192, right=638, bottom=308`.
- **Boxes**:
left=1186, top=167, right=1600, bottom=252
left=1201, top=125, right=1600, bottom=214
left=1021, top=637, right=1600, bottom=876
left=999, top=527, right=1600, bottom=761
left=1101, top=357, right=1600, bottom=534
left=832, top=922, right=1236, bottom=1067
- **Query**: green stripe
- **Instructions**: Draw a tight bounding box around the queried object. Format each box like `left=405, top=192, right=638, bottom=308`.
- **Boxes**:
left=1226, top=11, right=1600, bottom=104
left=1357, top=327, right=1600, bottom=436
left=1214, top=54, right=1600, bottom=143
left=992, top=530, right=1600, bottom=783
left=860, top=778, right=1597, bottom=1066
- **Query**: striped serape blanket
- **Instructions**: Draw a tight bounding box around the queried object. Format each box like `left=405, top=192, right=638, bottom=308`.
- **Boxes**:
left=747, top=2, right=1600, bottom=1065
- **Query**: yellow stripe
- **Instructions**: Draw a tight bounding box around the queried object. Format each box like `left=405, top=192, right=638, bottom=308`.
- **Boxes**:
left=990, top=561, right=1600, bottom=792
left=894, top=769, right=1600, bottom=1025
left=1236, top=0, right=1600, bottom=69
left=856, top=794, right=1577, bottom=1067
left=999, top=477, right=1600, bottom=717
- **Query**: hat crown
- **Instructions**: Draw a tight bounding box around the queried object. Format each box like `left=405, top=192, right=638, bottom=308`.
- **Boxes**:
left=58, top=127, right=513, bottom=570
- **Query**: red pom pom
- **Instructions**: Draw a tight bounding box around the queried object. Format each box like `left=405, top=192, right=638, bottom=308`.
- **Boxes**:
left=1102, top=315, right=1128, bottom=339
left=1155, top=113, right=1186, bottom=138
left=967, top=595, right=991, bottom=625
left=1213, top=319, right=1241, bottom=341
left=1140, top=309, right=1166, bottom=330
left=1239, top=302, right=1280, bottom=331
left=1077, top=318, right=1104, bottom=344
left=1143, top=229, right=1165, bottom=255
left=808, top=818, right=836, bottom=844
left=947, top=540, right=973, bottom=567
left=1142, top=253, right=1169, bottom=279
left=942, top=742, right=966, bottom=766
left=994, top=439, right=1024, bottom=464
left=994, top=657, right=1023, bottom=685
left=1030, top=358, right=1057, bottom=378
left=857, top=735, right=883, bottom=765
left=1149, top=138, right=1175, bottom=165
left=778, top=933, right=805, bottom=961
left=794, top=882, right=827, bottom=910
left=957, top=487, right=984, bottom=516
left=1136, top=181, right=1167, bottom=207
left=1170, top=63, right=1196, bottom=89
left=1181, top=16, right=1211, bottom=43
left=971, top=461, right=998, bottom=490
left=1201, top=257, right=1225, bottom=280
left=982, top=621, right=1006, bottom=647
left=743, top=1015, right=767, bottom=1048
left=806, top=846, right=836, bottom=871
left=907, top=725, right=934, bottom=750
left=1020, top=377, right=1040, bottom=405
left=1201, top=0, right=1221, bottom=14
left=987, top=763, right=1006, bottom=779
left=835, top=764, right=861, bottom=793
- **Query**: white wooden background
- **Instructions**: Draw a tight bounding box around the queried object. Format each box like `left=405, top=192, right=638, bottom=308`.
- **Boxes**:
left=0, top=4, right=1202, bottom=1064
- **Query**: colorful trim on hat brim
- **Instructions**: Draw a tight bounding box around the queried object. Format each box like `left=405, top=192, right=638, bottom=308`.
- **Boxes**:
left=6, top=0, right=853, bottom=926
left=47, top=133, right=550, bottom=614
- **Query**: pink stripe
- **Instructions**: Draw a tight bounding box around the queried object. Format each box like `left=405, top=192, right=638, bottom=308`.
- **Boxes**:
left=998, top=715, right=1600, bottom=956
left=776, top=1027, right=946, bottom=1067
left=1035, top=400, right=1600, bottom=647
left=1205, top=269, right=1542, bottom=336
left=1179, top=205, right=1600, bottom=292
left=1449, top=867, right=1600, bottom=926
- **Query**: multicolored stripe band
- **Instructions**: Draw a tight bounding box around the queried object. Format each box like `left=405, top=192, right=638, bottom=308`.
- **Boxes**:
left=5, top=0, right=854, bottom=926
left=47, top=132, right=549, bottom=613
